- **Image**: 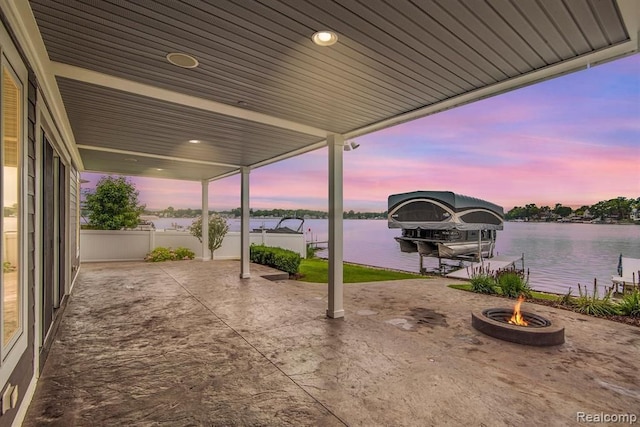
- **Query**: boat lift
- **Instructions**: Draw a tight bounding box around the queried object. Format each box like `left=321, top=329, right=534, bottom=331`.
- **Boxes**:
left=388, top=191, right=509, bottom=275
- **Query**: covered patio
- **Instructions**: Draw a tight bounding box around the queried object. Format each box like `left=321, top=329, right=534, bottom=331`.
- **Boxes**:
left=24, top=261, right=640, bottom=426
left=0, top=2, right=638, bottom=425
left=5, top=0, right=638, bottom=320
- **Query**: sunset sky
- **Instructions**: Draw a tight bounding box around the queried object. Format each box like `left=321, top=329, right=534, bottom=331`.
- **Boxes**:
left=82, top=53, right=640, bottom=212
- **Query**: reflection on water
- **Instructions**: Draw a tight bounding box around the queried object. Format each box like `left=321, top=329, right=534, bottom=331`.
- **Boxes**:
left=298, top=220, right=640, bottom=296
left=153, top=217, right=640, bottom=295
left=494, top=222, right=640, bottom=295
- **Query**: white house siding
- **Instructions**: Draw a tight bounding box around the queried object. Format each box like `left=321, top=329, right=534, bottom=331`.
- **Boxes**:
left=0, top=13, right=78, bottom=426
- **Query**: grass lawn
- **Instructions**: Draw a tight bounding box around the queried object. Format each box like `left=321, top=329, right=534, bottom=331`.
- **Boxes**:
left=298, top=258, right=426, bottom=283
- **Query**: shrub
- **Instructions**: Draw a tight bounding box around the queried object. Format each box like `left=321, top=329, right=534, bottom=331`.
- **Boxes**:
left=574, top=282, right=619, bottom=316
left=250, top=244, right=301, bottom=275
left=497, top=271, right=532, bottom=298
left=145, top=246, right=195, bottom=262
left=556, top=287, right=575, bottom=306
left=174, top=247, right=195, bottom=260
left=145, top=247, right=174, bottom=262
left=617, top=288, right=640, bottom=317
left=469, top=273, right=497, bottom=294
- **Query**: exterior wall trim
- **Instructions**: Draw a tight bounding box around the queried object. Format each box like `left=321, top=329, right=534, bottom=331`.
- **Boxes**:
left=9, top=374, right=35, bottom=427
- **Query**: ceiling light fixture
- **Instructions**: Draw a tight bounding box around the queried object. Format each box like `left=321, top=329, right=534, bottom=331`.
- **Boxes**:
left=312, top=30, right=338, bottom=46
left=188, top=139, right=201, bottom=144
left=166, top=52, right=199, bottom=69
left=155, top=168, right=163, bottom=171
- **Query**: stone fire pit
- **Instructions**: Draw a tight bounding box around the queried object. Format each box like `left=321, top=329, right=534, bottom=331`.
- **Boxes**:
left=471, top=308, right=565, bottom=346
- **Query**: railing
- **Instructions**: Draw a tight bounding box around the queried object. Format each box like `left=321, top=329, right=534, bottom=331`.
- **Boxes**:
left=80, top=229, right=306, bottom=262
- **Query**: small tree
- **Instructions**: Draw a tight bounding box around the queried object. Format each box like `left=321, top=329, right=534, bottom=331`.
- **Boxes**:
left=84, top=176, right=145, bottom=230
left=189, top=214, right=229, bottom=253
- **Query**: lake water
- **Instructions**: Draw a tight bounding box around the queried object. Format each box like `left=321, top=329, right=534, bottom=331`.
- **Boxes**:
left=152, top=217, right=640, bottom=296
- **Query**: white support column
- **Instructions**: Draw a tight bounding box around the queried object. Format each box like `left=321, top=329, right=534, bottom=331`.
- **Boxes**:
left=201, top=179, right=210, bottom=261
left=240, top=167, right=251, bottom=278
left=327, top=134, right=345, bottom=319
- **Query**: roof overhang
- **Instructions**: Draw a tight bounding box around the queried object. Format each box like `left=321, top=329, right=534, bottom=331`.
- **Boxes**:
left=1, top=0, right=637, bottom=181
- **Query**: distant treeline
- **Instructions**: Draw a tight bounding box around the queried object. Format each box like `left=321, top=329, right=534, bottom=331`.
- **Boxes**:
left=506, top=196, right=640, bottom=221
left=145, top=207, right=388, bottom=220
left=147, top=197, right=639, bottom=222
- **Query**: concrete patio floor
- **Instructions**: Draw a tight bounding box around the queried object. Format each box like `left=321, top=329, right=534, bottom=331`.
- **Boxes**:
left=24, top=260, right=640, bottom=426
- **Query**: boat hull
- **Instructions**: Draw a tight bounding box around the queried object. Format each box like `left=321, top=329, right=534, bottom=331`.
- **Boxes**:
left=437, top=241, right=491, bottom=258
left=395, top=237, right=493, bottom=259
left=396, top=238, right=418, bottom=253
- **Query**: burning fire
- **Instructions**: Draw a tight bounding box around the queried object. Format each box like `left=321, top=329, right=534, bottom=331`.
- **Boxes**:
left=508, top=295, right=528, bottom=326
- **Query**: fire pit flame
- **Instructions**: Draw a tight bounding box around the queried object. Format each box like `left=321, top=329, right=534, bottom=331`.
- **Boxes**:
left=507, top=295, right=528, bottom=326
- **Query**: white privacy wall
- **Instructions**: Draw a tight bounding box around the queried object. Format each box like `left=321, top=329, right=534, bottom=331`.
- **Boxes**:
left=80, top=230, right=306, bottom=262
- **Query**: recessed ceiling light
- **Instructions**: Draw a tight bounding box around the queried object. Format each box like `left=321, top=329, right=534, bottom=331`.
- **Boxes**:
left=155, top=168, right=163, bottom=171
left=166, top=52, right=199, bottom=69
left=312, top=30, right=338, bottom=46
left=188, top=139, right=201, bottom=144
left=123, top=158, right=137, bottom=162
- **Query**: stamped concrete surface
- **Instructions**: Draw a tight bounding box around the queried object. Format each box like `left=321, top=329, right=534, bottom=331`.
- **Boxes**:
left=24, top=261, right=640, bottom=426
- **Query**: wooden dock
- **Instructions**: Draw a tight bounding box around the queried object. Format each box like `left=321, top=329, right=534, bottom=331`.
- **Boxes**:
left=307, top=240, right=328, bottom=249
left=445, top=255, right=524, bottom=279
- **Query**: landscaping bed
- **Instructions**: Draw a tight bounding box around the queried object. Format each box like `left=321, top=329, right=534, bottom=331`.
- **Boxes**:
left=449, top=283, right=640, bottom=327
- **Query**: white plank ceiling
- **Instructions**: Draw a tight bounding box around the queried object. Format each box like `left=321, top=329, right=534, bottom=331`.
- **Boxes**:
left=24, top=0, right=638, bottom=181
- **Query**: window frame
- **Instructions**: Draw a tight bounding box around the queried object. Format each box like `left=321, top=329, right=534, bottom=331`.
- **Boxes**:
left=0, top=24, right=29, bottom=387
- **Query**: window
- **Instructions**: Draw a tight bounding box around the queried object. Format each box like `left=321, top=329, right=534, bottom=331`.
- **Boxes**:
left=0, top=25, right=28, bottom=388
left=393, top=200, right=451, bottom=222
left=460, top=210, right=503, bottom=226
left=2, top=65, right=22, bottom=351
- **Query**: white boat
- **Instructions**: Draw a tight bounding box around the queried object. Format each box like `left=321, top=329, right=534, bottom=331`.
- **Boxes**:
left=253, top=217, right=304, bottom=234
left=388, top=191, right=504, bottom=261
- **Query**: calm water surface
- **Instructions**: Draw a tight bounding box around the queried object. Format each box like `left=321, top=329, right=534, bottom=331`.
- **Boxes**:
left=154, top=218, right=640, bottom=295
